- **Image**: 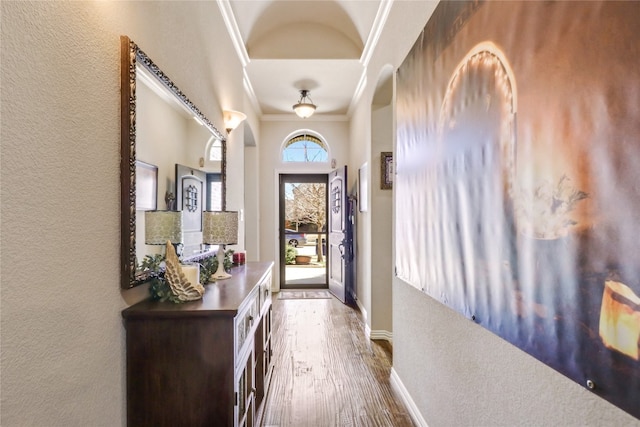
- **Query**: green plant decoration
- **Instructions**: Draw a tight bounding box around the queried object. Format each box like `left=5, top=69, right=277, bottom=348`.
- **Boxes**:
left=224, top=249, right=234, bottom=271
left=140, top=254, right=165, bottom=277
left=148, top=277, right=184, bottom=303
left=199, top=256, right=216, bottom=284
left=285, top=245, right=296, bottom=265
left=198, top=249, right=235, bottom=284
left=139, top=254, right=183, bottom=303
left=140, top=249, right=236, bottom=301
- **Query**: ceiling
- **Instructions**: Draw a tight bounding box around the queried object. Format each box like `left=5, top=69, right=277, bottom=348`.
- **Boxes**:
left=219, top=0, right=389, bottom=119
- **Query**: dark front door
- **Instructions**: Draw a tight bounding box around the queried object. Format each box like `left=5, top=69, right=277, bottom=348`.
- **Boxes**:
left=279, top=174, right=328, bottom=289
left=328, top=166, right=347, bottom=303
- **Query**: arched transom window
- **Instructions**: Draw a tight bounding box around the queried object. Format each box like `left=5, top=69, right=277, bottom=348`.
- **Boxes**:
left=208, top=139, right=223, bottom=161
left=282, top=134, right=328, bottom=163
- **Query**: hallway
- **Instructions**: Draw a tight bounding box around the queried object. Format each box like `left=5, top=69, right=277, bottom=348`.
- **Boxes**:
left=263, top=294, right=413, bottom=427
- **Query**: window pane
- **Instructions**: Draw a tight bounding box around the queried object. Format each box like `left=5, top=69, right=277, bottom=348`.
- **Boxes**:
left=209, top=140, right=223, bottom=161
left=207, top=176, right=222, bottom=211
left=283, top=139, right=328, bottom=163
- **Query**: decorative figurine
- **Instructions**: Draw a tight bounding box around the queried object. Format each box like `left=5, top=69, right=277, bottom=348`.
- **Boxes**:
left=164, top=240, right=205, bottom=302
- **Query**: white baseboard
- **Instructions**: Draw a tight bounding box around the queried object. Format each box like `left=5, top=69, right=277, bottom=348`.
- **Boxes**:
left=369, top=330, right=393, bottom=343
left=390, top=368, right=428, bottom=427
left=355, top=300, right=372, bottom=338
left=354, top=302, right=392, bottom=343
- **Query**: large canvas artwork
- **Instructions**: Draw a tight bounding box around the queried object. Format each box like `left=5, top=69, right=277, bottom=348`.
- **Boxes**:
left=396, top=1, right=640, bottom=418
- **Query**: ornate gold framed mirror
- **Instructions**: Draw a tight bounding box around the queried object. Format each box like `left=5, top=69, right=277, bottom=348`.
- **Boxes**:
left=120, top=36, right=226, bottom=289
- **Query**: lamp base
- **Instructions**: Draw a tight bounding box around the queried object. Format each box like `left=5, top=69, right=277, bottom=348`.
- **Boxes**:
left=210, top=245, right=232, bottom=281
left=211, top=271, right=232, bottom=280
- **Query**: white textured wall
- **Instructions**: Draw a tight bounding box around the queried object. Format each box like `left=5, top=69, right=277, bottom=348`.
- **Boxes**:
left=349, top=103, right=372, bottom=326
left=1, top=4, right=124, bottom=425
left=244, top=145, right=260, bottom=260
left=242, top=94, right=261, bottom=260
left=0, top=2, right=243, bottom=426
left=370, top=104, right=393, bottom=334
left=226, top=125, right=246, bottom=251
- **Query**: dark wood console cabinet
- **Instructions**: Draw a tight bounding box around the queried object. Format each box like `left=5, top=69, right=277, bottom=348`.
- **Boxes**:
left=122, top=262, right=274, bottom=427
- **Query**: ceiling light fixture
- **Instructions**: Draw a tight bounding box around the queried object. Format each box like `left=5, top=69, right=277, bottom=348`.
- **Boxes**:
left=223, top=109, right=247, bottom=134
left=292, top=90, right=316, bottom=119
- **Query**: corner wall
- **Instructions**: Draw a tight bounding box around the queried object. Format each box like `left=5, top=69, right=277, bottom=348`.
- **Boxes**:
left=1, top=2, right=244, bottom=425
left=352, top=1, right=638, bottom=425
left=370, top=105, right=393, bottom=336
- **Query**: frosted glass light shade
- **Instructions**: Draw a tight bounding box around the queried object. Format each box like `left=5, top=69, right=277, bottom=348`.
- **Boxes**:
left=145, top=211, right=183, bottom=244
left=293, top=103, right=316, bottom=118
left=223, top=110, right=247, bottom=133
left=203, top=211, right=238, bottom=245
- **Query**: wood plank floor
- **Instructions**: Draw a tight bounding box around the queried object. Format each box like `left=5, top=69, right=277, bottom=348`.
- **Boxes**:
left=263, top=294, right=414, bottom=427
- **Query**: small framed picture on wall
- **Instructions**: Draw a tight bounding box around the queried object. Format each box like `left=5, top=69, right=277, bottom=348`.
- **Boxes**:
left=381, top=152, right=393, bottom=190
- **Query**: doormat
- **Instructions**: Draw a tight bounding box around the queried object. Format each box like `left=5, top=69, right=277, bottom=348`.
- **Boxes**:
left=278, top=290, right=333, bottom=300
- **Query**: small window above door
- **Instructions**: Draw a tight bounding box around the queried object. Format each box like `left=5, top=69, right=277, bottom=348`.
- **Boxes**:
left=282, top=134, right=328, bottom=163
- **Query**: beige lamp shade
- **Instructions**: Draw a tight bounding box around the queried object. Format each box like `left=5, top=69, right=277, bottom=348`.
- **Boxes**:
left=203, top=211, right=238, bottom=245
left=145, top=211, right=183, bottom=244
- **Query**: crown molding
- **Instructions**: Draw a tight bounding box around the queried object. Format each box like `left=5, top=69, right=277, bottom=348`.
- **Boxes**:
left=217, top=0, right=250, bottom=67
left=360, top=0, right=394, bottom=68
left=347, top=0, right=393, bottom=115
left=243, top=69, right=262, bottom=116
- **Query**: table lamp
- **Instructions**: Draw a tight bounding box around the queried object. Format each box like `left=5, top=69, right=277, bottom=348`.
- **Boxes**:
left=145, top=211, right=183, bottom=254
left=202, top=211, right=238, bottom=280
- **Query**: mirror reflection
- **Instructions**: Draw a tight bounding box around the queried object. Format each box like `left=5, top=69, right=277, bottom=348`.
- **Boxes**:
left=121, top=36, right=226, bottom=289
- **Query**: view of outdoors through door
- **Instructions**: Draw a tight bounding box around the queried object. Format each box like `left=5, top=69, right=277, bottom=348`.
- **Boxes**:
left=280, top=174, right=327, bottom=289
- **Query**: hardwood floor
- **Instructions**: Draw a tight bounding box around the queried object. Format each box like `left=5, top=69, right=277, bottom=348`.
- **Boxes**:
left=263, top=294, right=414, bottom=427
